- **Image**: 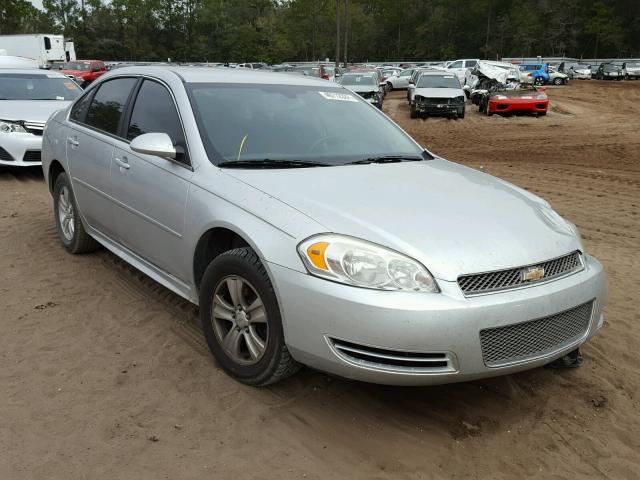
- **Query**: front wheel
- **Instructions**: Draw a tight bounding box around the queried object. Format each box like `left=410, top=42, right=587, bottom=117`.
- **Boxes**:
left=199, top=248, right=300, bottom=386
left=410, top=104, right=418, bottom=118
left=458, top=107, right=465, bottom=119
left=553, top=77, right=563, bottom=85
left=53, top=172, right=100, bottom=254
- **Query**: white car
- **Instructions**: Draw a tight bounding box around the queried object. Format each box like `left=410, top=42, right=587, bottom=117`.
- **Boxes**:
left=386, top=68, right=414, bottom=90
left=622, top=62, right=640, bottom=80
left=410, top=71, right=466, bottom=119
left=442, top=59, right=479, bottom=83
left=548, top=67, right=569, bottom=85
left=0, top=68, right=81, bottom=167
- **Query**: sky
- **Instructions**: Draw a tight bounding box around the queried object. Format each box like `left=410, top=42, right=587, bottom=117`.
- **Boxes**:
left=29, top=0, right=44, bottom=10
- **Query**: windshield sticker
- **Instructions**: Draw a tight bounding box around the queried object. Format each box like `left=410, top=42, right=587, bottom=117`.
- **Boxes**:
left=444, top=75, right=455, bottom=78
left=318, top=91, right=358, bottom=102
left=56, top=96, right=65, bottom=100
left=63, top=82, right=78, bottom=90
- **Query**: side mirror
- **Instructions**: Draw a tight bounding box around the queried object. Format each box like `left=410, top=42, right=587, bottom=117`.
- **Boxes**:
left=130, top=132, right=176, bottom=159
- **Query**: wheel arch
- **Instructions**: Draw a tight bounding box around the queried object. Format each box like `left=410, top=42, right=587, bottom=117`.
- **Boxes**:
left=48, top=160, right=66, bottom=194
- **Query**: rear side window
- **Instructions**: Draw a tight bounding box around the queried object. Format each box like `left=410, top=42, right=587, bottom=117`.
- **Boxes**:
left=448, top=61, right=463, bottom=69
left=127, top=80, right=188, bottom=162
left=465, top=60, right=477, bottom=67
left=85, top=78, right=137, bottom=135
left=70, top=92, right=93, bottom=123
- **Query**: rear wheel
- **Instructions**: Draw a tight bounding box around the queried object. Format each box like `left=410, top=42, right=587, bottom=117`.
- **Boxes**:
left=53, top=172, right=100, bottom=254
left=534, top=76, right=544, bottom=86
left=199, top=247, right=300, bottom=386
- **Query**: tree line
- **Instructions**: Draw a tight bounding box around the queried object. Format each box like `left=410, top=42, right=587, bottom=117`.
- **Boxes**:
left=1, top=0, right=638, bottom=63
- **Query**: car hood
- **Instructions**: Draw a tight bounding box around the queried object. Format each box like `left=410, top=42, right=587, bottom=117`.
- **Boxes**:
left=414, top=87, right=464, bottom=98
left=224, top=159, right=582, bottom=281
left=343, top=85, right=379, bottom=94
left=0, top=100, right=73, bottom=123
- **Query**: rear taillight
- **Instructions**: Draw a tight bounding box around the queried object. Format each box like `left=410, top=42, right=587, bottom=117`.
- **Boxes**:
left=321, top=74, right=329, bottom=80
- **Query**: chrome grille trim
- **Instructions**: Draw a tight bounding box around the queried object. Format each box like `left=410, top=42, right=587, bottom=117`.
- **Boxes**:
left=328, top=337, right=456, bottom=373
left=24, top=121, right=45, bottom=130
left=458, top=251, right=583, bottom=296
left=479, top=301, right=594, bottom=367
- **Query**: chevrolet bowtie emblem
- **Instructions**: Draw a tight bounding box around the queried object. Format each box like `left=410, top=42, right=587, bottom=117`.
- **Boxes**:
left=522, top=266, right=545, bottom=282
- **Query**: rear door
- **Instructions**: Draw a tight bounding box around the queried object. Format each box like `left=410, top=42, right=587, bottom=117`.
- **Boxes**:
left=66, top=77, right=138, bottom=238
left=110, top=78, right=193, bottom=281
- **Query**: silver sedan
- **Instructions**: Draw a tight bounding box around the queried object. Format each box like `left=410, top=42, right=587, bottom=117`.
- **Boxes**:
left=42, top=67, right=607, bottom=386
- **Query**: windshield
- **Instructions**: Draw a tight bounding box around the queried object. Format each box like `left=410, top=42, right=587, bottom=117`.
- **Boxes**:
left=187, top=84, right=423, bottom=166
left=63, top=62, right=90, bottom=71
left=416, top=75, right=460, bottom=89
left=339, top=74, right=377, bottom=86
left=0, top=74, right=81, bottom=101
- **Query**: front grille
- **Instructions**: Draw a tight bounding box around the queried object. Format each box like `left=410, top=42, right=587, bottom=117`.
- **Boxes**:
left=458, top=251, right=582, bottom=296
left=480, top=301, right=593, bottom=367
left=330, top=338, right=455, bottom=373
left=22, top=151, right=41, bottom=162
left=0, top=146, right=14, bottom=161
left=424, top=97, right=451, bottom=104
left=24, top=121, right=45, bottom=136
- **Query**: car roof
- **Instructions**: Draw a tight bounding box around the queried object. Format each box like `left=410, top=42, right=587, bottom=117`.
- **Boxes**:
left=0, top=68, right=67, bottom=76
left=108, top=65, right=337, bottom=87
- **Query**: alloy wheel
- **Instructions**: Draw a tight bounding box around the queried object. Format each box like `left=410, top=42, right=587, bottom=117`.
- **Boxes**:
left=211, top=275, right=269, bottom=365
left=58, top=186, right=75, bottom=241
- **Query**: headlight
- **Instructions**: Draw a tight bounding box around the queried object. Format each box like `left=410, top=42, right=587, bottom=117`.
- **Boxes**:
left=455, top=96, right=465, bottom=102
left=494, top=95, right=507, bottom=100
left=0, top=120, right=27, bottom=133
left=297, top=234, right=439, bottom=292
left=536, top=93, right=547, bottom=99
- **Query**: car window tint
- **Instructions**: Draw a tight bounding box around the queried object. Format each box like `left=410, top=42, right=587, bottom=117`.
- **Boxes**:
left=70, top=91, right=93, bottom=122
left=85, top=78, right=137, bottom=135
left=448, top=61, right=463, bottom=68
left=127, top=80, right=187, bottom=161
left=465, top=60, right=477, bottom=67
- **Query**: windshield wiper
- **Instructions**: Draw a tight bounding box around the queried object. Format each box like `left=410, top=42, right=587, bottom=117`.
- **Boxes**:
left=347, top=155, right=424, bottom=165
left=218, top=159, right=330, bottom=169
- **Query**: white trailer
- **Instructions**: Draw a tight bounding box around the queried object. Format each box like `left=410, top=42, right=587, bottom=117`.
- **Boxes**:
left=0, top=34, right=76, bottom=68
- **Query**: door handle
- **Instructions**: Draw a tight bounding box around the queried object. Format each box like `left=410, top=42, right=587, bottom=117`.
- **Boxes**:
left=67, top=137, right=79, bottom=148
left=114, top=156, right=130, bottom=170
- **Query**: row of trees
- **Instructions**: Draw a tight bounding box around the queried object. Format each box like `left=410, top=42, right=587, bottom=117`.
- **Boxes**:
left=1, top=0, right=638, bottom=63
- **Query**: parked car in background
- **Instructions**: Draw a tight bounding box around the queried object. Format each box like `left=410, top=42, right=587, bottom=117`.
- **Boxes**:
left=567, top=65, right=592, bottom=80
left=386, top=68, right=414, bottom=91
left=547, top=66, right=569, bottom=85
left=519, top=63, right=550, bottom=85
left=338, top=72, right=383, bottom=109
left=410, top=71, right=465, bottom=119
left=595, top=62, right=623, bottom=80
left=443, top=59, right=479, bottom=83
left=479, top=83, right=548, bottom=117
left=41, top=66, right=607, bottom=387
left=622, top=62, right=640, bottom=80
left=60, top=60, right=107, bottom=88
left=407, top=67, right=430, bottom=103
left=0, top=68, right=80, bottom=167
left=236, top=62, right=269, bottom=70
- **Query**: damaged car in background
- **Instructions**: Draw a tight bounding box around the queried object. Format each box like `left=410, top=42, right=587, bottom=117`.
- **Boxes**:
left=410, top=71, right=466, bottom=119
left=479, top=82, right=548, bottom=117
left=567, top=64, right=592, bottom=80
left=464, top=60, right=521, bottom=105
left=338, top=72, right=384, bottom=109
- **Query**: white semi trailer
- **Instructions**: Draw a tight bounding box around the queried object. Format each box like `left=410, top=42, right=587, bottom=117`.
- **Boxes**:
left=0, top=34, right=76, bottom=68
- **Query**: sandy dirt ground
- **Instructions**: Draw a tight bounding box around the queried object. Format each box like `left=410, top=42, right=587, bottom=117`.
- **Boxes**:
left=1, top=80, right=639, bottom=480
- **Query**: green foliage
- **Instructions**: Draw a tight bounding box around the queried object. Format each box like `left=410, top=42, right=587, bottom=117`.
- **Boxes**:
left=1, top=0, right=638, bottom=61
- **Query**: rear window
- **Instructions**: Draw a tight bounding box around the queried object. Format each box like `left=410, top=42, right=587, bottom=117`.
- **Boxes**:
left=85, top=78, right=137, bottom=135
left=340, top=74, right=377, bottom=86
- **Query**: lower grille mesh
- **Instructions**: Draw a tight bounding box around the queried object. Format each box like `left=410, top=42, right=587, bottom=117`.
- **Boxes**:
left=22, top=151, right=42, bottom=162
left=480, top=301, right=593, bottom=367
left=0, top=146, right=14, bottom=161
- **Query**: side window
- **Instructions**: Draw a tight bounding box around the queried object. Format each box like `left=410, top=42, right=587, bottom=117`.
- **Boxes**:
left=465, top=60, right=477, bottom=67
left=85, top=78, right=137, bottom=136
left=127, top=80, right=188, bottom=163
left=400, top=70, right=412, bottom=77
left=44, top=36, right=51, bottom=50
left=69, top=91, right=93, bottom=123
left=448, top=61, right=463, bottom=69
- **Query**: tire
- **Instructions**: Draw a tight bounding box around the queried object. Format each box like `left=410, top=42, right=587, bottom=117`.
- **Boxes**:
left=458, top=107, right=465, bottom=119
left=53, top=172, right=100, bottom=254
left=538, top=112, right=547, bottom=116
left=199, top=247, right=300, bottom=386
left=485, top=102, right=493, bottom=116
left=386, top=82, right=393, bottom=92
left=553, top=77, right=562, bottom=85
left=534, top=77, right=544, bottom=86
left=410, top=104, right=418, bottom=118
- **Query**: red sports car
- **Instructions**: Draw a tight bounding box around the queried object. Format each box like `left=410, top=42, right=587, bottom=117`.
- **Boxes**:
left=480, top=84, right=548, bottom=116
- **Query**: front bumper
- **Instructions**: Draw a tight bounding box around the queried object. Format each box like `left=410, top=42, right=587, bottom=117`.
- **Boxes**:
left=489, top=99, right=548, bottom=115
left=0, top=132, right=43, bottom=166
left=414, top=101, right=465, bottom=116
left=269, top=255, right=607, bottom=385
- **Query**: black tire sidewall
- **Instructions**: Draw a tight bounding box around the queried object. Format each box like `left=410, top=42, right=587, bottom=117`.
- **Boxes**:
left=199, top=249, right=286, bottom=384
